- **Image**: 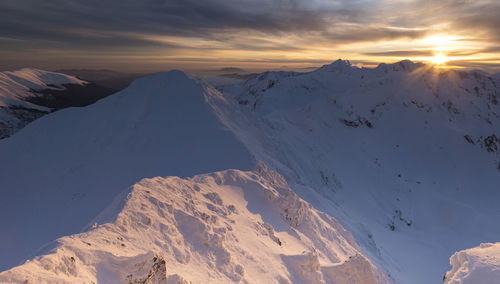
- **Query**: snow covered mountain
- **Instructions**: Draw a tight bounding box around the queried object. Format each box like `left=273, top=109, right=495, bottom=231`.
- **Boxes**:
left=55, top=69, right=144, bottom=90
left=0, top=71, right=253, bottom=273
left=0, top=164, right=385, bottom=283
left=0, top=68, right=113, bottom=138
left=0, top=60, right=499, bottom=283
left=215, top=60, right=500, bottom=283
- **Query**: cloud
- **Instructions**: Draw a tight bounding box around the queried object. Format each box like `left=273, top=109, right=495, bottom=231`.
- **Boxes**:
left=446, top=1, right=500, bottom=40
left=363, top=50, right=434, bottom=57
left=447, top=59, right=500, bottom=72
left=0, top=0, right=413, bottom=51
left=362, top=49, right=483, bottom=57
left=0, top=0, right=499, bottom=70
left=1, top=1, right=330, bottom=43
left=322, top=27, right=427, bottom=44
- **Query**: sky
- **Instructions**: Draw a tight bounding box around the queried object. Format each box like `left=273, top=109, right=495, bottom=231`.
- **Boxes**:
left=1, top=0, right=500, bottom=73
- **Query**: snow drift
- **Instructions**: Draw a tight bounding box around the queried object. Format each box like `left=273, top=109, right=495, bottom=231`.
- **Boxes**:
left=444, top=242, right=500, bottom=283
left=0, top=165, right=385, bottom=283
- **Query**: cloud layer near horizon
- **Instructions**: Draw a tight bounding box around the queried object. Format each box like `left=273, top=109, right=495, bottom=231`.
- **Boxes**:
left=1, top=0, right=500, bottom=71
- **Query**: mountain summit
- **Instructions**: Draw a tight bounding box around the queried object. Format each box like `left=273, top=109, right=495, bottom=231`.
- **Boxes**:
left=0, top=70, right=253, bottom=271
left=0, top=61, right=499, bottom=283
left=218, top=60, right=500, bottom=283
left=0, top=165, right=384, bottom=283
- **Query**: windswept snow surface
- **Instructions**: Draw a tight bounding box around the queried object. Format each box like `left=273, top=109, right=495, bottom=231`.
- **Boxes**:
left=215, top=60, right=500, bottom=283
left=0, top=68, right=86, bottom=108
left=0, top=71, right=253, bottom=271
left=1, top=61, right=500, bottom=283
left=0, top=68, right=87, bottom=138
left=445, top=242, right=500, bottom=283
left=0, top=165, right=385, bottom=284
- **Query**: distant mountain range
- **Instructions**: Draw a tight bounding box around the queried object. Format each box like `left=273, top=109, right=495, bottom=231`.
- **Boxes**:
left=0, top=68, right=116, bottom=139
left=55, top=69, right=147, bottom=90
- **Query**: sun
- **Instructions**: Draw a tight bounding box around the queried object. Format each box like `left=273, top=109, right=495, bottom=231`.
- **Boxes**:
left=429, top=53, right=449, bottom=65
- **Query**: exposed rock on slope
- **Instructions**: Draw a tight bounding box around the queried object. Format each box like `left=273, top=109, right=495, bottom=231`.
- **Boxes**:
left=0, top=165, right=385, bottom=284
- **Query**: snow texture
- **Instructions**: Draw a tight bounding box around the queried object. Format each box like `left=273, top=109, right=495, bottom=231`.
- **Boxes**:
left=0, top=70, right=253, bottom=271
left=1, top=61, right=500, bottom=283
left=0, top=165, right=384, bottom=284
left=0, top=68, right=86, bottom=108
left=445, top=242, right=500, bottom=284
left=0, top=68, right=86, bottom=138
left=216, top=60, right=500, bottom=283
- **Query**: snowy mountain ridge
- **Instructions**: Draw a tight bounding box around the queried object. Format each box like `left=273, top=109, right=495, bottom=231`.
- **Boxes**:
left=0, top=70, right=254, bottom=274
left=228, top=59, right=499, bottom=159
left=0, top=68, right=86, bottom=108
left=0, top=165, right=385, bottom=284
left=216, top=60, right=500, bottom=283
left=0, top=68, right=88, bottom=138
left=0, top=61, right=499, bottom=283
left=0, top=68, right=118, bottom=139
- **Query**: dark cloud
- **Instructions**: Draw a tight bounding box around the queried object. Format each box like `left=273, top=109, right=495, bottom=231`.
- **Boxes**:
left=446, top=1, right=500, bottom=41
left=363, top=49, right=483, bottom=57
left=482, top=46, right=500, bottom=53
left=0, top=0, right=499, bottom=70
left=0, top=1, right=332, bottom=45
left=363, top=50, right=434, bottom=57
left=448, top=59, right=500, bottom=72
left=0, top=0, right=400, bottom=51
left=391, top=0, right=500, bottom=42
left=323, top=27, right=427, bottom=44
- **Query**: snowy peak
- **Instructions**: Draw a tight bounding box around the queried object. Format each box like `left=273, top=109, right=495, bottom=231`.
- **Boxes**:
left=0, top=68, right=107, bottom=139
left=0, top=166, right=384, bottom=283
left=315, top=59, right=427, bottom=75
left=8, top=67, right=85, bottom=88
left=316, top=59, right=424, bottom=74
left=1, top=61, right=500, bottom=283
left=375, top=60, right=425, bottom=73
left=217, top=60, right=500, bottom=283
left=233, top=58, right=499, bottom=120
left=0, top=69, right=254, bottom=272
left=118, top=70, right=206, bottom=104
left=126, top=70, right=190, bottom=90
left=317, top=59, right=353, bottom=73
left=0, top=68, right=86, bottom=108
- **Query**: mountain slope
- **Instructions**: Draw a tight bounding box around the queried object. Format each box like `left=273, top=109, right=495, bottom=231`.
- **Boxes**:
left=0, top=68, right=86, bottom=107
left=0, top=71, right=253, bottom=271
left=0, top=68, right=114, bottom=138
left=0, top=165, right=385, bottom=284
left=215, top=60, right=500, bottom=283
left=1, top=61, right=499, bottom=283
left=55, top=69, right=144, bottom=90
